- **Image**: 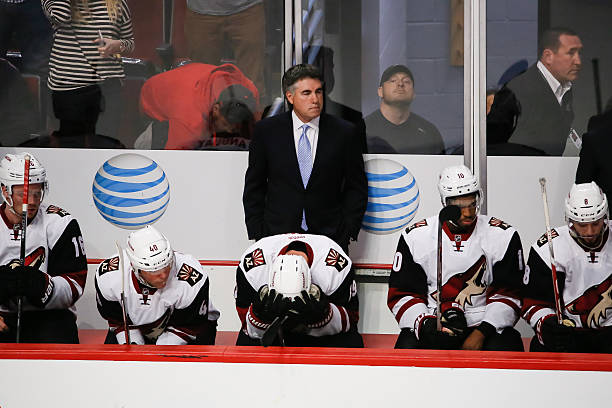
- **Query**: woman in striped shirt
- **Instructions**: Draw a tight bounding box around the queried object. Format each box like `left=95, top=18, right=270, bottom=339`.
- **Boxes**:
left=41, top=0, right=134, bottom=142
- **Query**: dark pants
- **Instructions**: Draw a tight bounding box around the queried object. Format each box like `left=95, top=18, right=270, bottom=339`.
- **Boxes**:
left=395, top=326, right=524, bottom=351
left=529, top=327, right=612, bottom=353
left=0, top=0, right=52, bottom=75
left=0, top=309, right=79, bottom=343
left=236, top=326, right=364, bottom=348
left=52, top=78, right=123, bottom=140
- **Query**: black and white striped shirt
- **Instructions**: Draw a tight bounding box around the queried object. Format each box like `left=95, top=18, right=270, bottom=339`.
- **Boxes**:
left=41, top=0, right=134, bottom=91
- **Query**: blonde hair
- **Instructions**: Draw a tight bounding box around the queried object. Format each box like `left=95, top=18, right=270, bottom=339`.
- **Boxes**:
left=72, top=0, right=122, bottom=23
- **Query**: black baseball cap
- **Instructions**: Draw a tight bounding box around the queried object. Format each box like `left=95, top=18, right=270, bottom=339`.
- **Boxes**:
left=379, top=64, right=414, bottom=86
left=217, top=84, right=257, bottom=124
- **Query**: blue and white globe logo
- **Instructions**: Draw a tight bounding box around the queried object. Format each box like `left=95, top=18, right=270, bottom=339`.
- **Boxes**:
left=92, top=154, right=170, bottom=230
left=362, top=158, right=419, bottom=234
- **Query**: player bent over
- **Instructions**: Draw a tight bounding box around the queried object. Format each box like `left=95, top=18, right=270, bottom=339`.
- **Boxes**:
left=235, top=233, right=363, bottom=347
left=95, top=226, right=219, bottom=345
left=523, top=182, right=612, bottom=353
left=0, top=153, right=87, bottom=343
left=388, top=165, right=525, bottom=350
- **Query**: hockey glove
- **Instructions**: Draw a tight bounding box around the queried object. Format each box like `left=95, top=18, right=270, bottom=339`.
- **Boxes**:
left=540, top=315, right=576, bottom=352
left=418, top=316, right=463, bottom=350
left=15, top=266, right=54, bottom=308
left=291, top=284, right=331, bottom=327
left=0, top=265, right=18, bottom=304
left=441, top=308, right=468, bottom=337
left=252, top=286, right=290, bottom=324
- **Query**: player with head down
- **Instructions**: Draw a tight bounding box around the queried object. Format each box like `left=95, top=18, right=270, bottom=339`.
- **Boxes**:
left=523, top=182, right=612, bottom=353
left=0, top=152, right=87, bottom=343
left=235, top=233, right=362, bottom=347
left=388, top=165, right=525, bottom=350
left=95, top=225, right=219, bottom=345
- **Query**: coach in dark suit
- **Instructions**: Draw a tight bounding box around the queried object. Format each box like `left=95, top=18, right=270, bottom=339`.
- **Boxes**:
left=242, top=64, right=367, bottom=250
left=487, top=28, right=582, bottom=156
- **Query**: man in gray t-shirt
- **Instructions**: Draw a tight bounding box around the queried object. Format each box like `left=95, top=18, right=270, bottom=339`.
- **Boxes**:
left=365, top=64, right=444, bottom=154
left=184, top=0, right=265, bottom=101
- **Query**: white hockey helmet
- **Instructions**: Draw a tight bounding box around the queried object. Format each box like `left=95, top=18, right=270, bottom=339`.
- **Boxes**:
left=565, top=183, right=609, bottom=248
left=0, top=152, right=48, bottom=206
left=126, top=225, right=174, bottom=273
left=438, top=164, right=480, bottom=206
left=269, top=254, right=311, bottom=299
left=565, top=182, right=608, bottom=223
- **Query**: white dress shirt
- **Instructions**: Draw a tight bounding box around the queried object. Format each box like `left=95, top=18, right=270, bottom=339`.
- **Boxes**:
left=292, top=110, right=319, bottom=165
left=537, top=61, right=572, bottom=105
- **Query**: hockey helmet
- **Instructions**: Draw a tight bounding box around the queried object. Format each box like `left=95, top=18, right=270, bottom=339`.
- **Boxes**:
left=565, top=182, right=609, bottom=246
left=438, top=164, right=481, bottom=205
left=126, top=225, right=174, bottom=273
left=565, top=182, right=608, bottom=223
left=0, top=152, right=48, bottom=206
left=269, top=254, right=311, bottom=299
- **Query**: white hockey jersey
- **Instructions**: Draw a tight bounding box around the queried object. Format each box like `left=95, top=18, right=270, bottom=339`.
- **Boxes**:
left=0, top=203, right=87, bottom=314
left=95, top=250, right=219, bottom=345
left=388, top=214, right=524, bottom=334
left=523, top=224, right=612, bottom=330
left=235, top=233, right=358, bottom=339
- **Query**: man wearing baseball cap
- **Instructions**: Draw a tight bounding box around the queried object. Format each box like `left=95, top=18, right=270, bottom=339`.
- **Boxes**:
left=365, top=64, right=444, bottom=154
left=140, top=62, right=259, bottom=150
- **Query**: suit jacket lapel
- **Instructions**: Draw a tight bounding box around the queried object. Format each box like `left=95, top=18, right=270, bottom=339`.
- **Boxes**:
left=308, top=114, right=327, bottom=188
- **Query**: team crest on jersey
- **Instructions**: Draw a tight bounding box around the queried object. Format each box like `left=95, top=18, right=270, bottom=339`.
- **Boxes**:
left=438, top=255, right=487, bottom=308
left=537, top=229, right=559, bottom=247
left=406, top=220, right=428, bottom=233
left=98, top=256, right=119, bottom=276
left=325, top=248, right=348, bottom=272
left=7, top=247, right=46, bottom=272
left=177, top=264, right=203, bottom=287
left=489, top=217, right=511, bottom=230
left=243, top=248, right=265, bottom=272
left=566, top=274, right=612, bottom=328
left=46, top=205, right=70, bottom=217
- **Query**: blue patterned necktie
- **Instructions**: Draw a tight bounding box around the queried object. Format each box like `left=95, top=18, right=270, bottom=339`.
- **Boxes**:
left=297, top=124, right=312, bottom=230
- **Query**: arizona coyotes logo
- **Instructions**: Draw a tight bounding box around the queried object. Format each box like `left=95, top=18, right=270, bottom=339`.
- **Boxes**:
left=8, top=246, right=46, bottom=271
left=243, top=248, right=265, bottom=272
left=566, top=274, right=612, bottom=328
left=98, top=256, right=119, bottom=276
left=142, top=309, right=172, bottom=341
left=537, top=229, right=559, bottom=247
left=325, top=248, right=348, bottom=272
left=177, top=263, right=203, bottom=287
left=489, top=217, right=511, bottom=230
left=46, top=205, right=70, bottom=217
left=406, top=220, right=428, bottom=234
left=439, top=255, right=487, bottom=308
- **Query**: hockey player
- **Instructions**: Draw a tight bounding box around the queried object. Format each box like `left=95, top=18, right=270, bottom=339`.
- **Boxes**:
left=388, top=165, right=525, bottom=350
left=95, top=225, right=219, bottom=345
left=0, top=152, right=87, bottom=343
left=523, top=182, right=612, bottom=353
left=235, top=233, right=362, bottom=347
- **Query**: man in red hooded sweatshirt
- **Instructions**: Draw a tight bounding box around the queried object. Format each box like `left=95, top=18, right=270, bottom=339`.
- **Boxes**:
left=140, top=63, right=259, bottom=150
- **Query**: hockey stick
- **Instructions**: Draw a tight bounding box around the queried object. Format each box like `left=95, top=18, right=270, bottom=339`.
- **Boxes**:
left=15, top=154, right=31, bottom=343
left=436, top=205, right=461, bottom=331
left=260, top=314, right=288, bottom=347
left=539, top=178, right=563, bottom=324
left=115, top=241, right=131, bottom=345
